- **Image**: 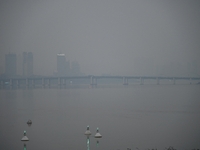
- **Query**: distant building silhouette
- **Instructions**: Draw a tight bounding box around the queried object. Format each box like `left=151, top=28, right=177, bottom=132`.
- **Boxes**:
left=57, top=53, right=70, bottom=76
left=56, top=53, right=82, bottom=76
left=23, top=52, right=33, bottom=76
left=71, top=61, right=81, bottom=76
left=5, top=53, right=17, bottom=77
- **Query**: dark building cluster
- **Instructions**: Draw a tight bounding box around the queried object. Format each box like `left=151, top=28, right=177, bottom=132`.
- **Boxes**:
left=3, top=52, right=33, bottom=77
left=5, top=53, right=17, bottom=77
left=2, top=52, right=82, bottom=78
left=23, top=52, right=33, bottom=77
left=56, top=53, right=82, bottom=77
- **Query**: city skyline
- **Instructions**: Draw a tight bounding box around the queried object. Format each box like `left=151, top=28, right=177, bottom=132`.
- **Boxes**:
left=2, top=52, right=84, bottom=77
left=0, top=1, right=200, bottom=76
left=1, top=51, right=199, bottom=77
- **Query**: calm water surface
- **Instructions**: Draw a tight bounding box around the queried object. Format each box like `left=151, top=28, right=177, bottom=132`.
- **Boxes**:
left=0, top=84, right=200, bottom=150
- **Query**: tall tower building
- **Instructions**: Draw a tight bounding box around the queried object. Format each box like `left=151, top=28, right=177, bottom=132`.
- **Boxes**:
left=23, top=52, right=33, bottom=76
left=5, top=53, right=17, bottom=77
left=57, top=53, right=68, bottom=76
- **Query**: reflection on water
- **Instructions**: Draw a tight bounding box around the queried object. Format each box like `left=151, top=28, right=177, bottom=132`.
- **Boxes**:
left=0, top=84, right=200, bottom=150
left=87, top=136, right=90, bottom=150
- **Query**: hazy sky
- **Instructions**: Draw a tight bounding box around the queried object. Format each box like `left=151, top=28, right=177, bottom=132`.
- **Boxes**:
left=0, top=0, right=200, bottom=76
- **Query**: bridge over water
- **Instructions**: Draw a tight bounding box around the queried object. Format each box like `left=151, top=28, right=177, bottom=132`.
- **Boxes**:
left=0, top=76, right=200, bottom=88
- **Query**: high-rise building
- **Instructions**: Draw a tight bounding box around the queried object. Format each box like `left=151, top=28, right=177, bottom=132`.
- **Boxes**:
left=57, top=53, right=69, bottom=76
left=5, top=53, right=17, bottom=77
left=71, top=61, right=80, bottom=76
left=23, top=52, right=33, bottom=76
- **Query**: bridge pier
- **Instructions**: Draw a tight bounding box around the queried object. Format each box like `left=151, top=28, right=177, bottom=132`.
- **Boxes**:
left=2, top=80, right=5, bottom=87
left=0, top=80, right=2, bottom=87
left=173, top=78, right=176, bottom=85
left=140, top=77, right=144, bottom=85
left=32, top=79, right=35, bottom=87
left=28, top=79, right=31, bottom=87
left=90, top=76, right=97, bottom=85
left=18, top=79, right=21, bottom=87
left=58, top=77, right=61, bottom=86
left=16, top=79, right=19, bottom=87
left=123, top=77, right=128, bottom=85
left=156, top=77, right=160, bottom=85
left=9, top=79, right=13, bottom=87
left=25, top=78, right=28, bottom=87
left=62, top=78, right=64, bottom=85
left=64, top=79, right=66, bottom=86
left=48, top=79, right=51, bottom=87
left=42, top=78, right=45, bottom=87
left=58, top=78, right=66, bottom=86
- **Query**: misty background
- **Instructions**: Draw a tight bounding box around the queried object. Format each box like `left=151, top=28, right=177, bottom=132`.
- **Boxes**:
left=0, top=0, right=200, bottom=77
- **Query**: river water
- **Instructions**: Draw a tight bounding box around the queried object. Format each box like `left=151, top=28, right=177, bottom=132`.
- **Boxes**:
left=0, top=84, right=200, bottom=150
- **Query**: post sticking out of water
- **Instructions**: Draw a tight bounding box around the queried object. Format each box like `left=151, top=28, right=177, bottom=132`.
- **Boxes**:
left=24, top=144, right=27, bottom=150
left=87, top=136, right=90, bottom=150
left=21, top=131, right=29, bottom=150
left=95, top=128, right=102, bottom=138
left=95, top=127, right=102, bottom=146
left=21, top=131, right=29, bottom=141
left=85, top=126, right=91, bottom=150
left=85, top=125, right=91, bottom=135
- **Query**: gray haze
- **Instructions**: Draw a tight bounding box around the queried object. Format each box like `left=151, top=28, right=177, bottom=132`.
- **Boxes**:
left=0, top=0, right=200, bottom=76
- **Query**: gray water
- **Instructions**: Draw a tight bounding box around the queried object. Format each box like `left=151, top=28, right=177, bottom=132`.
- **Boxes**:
left=0, top=84, right=200, bottom=150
